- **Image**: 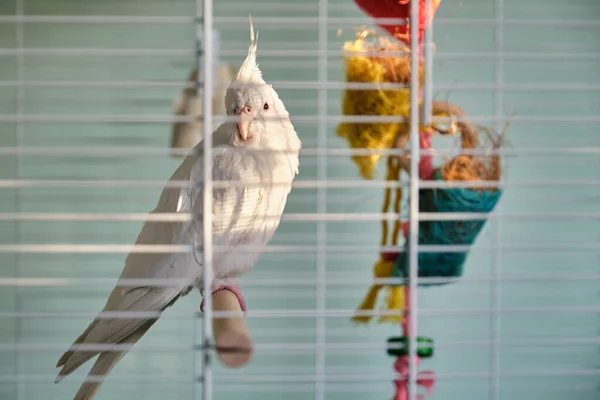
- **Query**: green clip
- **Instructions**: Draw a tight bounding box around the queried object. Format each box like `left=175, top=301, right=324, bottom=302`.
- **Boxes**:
left=387, top=336, right=434, bottom=359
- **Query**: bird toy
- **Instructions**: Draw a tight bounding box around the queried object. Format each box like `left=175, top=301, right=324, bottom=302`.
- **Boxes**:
left=338, top=1, right=506, bottom=398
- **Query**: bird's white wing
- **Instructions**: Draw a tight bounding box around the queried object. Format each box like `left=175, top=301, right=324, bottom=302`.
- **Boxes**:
left=56, top=167, right=198, bottom=378
left=56, top=139, right=265, bottom=381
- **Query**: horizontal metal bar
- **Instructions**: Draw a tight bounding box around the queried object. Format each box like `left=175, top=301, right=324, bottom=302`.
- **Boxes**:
left=0, top=244, right=191, bottom=253
left=1, top=178, right=600, bottom=190
left=2, top=80, right=600, bottom=92
left=2, top=336, right=599, bottom=353
left=418, top=212, right=600, bottom=221
left=202, top=368, right=600, bottom=383
left=0, top=211, right=599, bottom=223
left=0, top=178, right=407, bottom=189
left=167, top=383, right=600, bottom=394
left=0, top=48, right=599, bottom=61
left=3, top=193, right=582, bottom=209
left=1, top=369, right=599, bottom=384
left=2, top=146, right=600, bottom=158
left=0, top=15, right=599, bottom=28
left=0, top=212, right=192, bottom=222
left=0, top=2, right=591, bottom=21
left=0, top=48, right=193, bottom=56
left=0, top=306, right=598, bottom=320
left=1, top=273, right=598, bottom=288
left=1, top=114, right=599, bottom=124
left=0, top=243, right=599, bottom=254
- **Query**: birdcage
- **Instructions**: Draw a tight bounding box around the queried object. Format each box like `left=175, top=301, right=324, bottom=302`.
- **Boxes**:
left=1, top=1, right=599, bottom=400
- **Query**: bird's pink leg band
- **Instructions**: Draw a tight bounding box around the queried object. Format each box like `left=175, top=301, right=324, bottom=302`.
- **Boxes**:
left=200, top=283, right=247, bottom=312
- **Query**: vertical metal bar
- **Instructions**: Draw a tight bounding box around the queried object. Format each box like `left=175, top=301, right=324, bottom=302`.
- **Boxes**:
left=198, top=0, right=214, bottom=399
left=422, top=0, right=434, bottom=126
left=315, top=0, right=328, bottom=399
left=408, top=0, right=421, bottom=399
left=490, top=0, right=504, bottom=399
left=192, top=306, right=199, bottom=399
left=14, top=1, right=24, bottom=399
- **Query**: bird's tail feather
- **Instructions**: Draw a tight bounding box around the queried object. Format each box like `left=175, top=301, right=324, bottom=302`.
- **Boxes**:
left=55, top=321, right=100, bottom=382
left=70, top=323, right=152, bottom=400
left=72, top=350, right=126, bottom=400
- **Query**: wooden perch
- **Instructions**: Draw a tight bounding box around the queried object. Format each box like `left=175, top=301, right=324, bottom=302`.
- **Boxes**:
left=211, top=289, right=254, bottom=368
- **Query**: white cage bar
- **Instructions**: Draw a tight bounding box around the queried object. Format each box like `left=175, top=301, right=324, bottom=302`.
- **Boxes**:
left=199, top=0, right=215, bottom=399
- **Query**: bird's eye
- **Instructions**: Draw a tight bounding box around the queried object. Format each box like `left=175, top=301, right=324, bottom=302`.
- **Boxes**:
left=263, top=103, right=269, bottom=110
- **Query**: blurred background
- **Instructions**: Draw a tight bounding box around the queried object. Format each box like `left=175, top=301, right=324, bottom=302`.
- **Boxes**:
left=0, top=0, right=599, bottom=399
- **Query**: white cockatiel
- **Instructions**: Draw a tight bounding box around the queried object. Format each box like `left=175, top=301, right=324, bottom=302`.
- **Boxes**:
left=55, top=18, right=301, bottom=400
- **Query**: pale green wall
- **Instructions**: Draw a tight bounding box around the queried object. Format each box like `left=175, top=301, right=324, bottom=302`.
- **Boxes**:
left=0, top=0, right=599, bottom=399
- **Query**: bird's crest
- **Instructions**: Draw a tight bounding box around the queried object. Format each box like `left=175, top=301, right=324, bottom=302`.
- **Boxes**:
left=235, top=15, right=263, bottom=84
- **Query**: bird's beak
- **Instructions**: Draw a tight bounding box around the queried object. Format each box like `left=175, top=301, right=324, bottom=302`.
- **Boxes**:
left=236, top=109, right=254, bottom=140
left=237, top=117, right=250, bottom=140
left=235, top=105, right=254, bottom=141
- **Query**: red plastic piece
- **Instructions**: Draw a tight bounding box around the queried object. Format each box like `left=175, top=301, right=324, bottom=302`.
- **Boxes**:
left=352, top=0, right=442, bottom=48
left=393, top=287, right=437, bottom=399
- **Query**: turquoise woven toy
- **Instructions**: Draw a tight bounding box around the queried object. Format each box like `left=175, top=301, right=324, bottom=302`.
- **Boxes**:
left=393, top=169, right=502, bottom=285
